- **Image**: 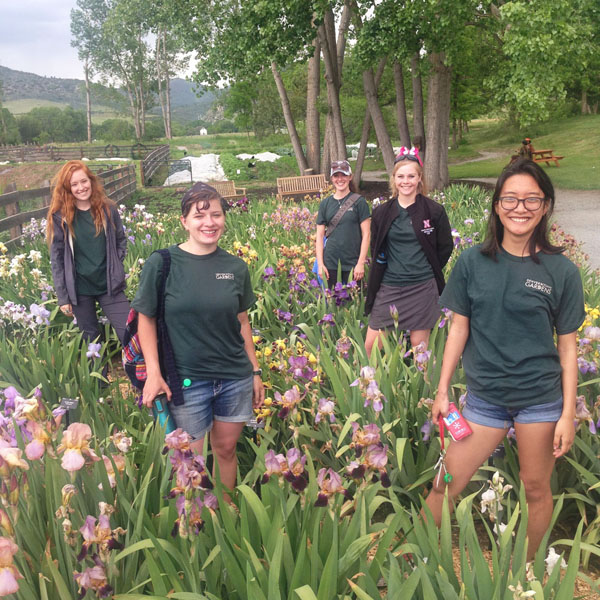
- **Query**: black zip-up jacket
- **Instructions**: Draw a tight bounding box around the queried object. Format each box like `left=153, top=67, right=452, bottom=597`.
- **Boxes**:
left=365, top=194, right=454, bottom=315
left=50, top=203, right=127, bottom=306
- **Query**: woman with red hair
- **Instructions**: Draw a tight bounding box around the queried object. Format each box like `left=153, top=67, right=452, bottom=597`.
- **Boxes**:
left=46, top=160, right=129, bottom=345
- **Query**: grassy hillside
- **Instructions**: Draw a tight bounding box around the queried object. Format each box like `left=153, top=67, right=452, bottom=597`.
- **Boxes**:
left=448, top=115, right=600, bottom=189
left=3, top=99, right=122, bottom=123
left=0, top=65, right=216, bottom=124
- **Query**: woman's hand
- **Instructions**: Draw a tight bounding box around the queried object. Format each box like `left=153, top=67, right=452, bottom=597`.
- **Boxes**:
left=60, top=303, right=73, bottom=317
left=141, top=376, right=171, bottom=409
left=252, top=375, right=265, bottom=409
left=353, top=261, right=365, bottom=281
left=319, top=264, right=329, bottom=281
left=553, top=415, right=575, bottom=458
left=432, top=389, right=450, bottom=424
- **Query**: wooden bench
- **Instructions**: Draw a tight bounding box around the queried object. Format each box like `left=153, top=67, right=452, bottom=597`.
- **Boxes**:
left=211, top=180, right=247, bottom=198
left=532, top=149, right=564, bottom=167
left=276, top=174, right=327, bottom=201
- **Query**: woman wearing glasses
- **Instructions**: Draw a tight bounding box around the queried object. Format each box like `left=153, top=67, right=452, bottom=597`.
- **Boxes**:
left=316, top=159, right=371, bottom=289
left=426, top=159, right=584, bottom=559
left=365, top=147, right=453, bottom=356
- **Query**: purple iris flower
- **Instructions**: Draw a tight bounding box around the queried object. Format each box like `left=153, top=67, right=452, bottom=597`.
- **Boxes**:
left=318, top=313, right=335, bottom=326
left=421, top=419, right=432, bottom=442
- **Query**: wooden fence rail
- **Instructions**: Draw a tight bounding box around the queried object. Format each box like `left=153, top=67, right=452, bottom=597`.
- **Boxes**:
left=0, top=143, right=164, bottom=163
left=140, top=145, right=170, bottom=186
left=0, top=164, right=137, bottom=247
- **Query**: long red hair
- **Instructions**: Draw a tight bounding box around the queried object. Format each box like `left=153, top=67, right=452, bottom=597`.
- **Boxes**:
left=46, top=160, right=112, bottom=244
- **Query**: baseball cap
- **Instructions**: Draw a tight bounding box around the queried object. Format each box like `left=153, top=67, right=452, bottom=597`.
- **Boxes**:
left=330, top=160, right=352, bottom=176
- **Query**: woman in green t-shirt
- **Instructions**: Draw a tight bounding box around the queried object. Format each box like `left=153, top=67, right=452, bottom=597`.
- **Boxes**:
left=133, top=182, right=264, bottom=494
left=315, top=159, right=371, bottom=289
left=47, top=160, right=129, bottom=345
left=426, top=159, right=585, bottom=559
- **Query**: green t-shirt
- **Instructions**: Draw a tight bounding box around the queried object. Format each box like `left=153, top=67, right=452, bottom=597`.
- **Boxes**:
left=382, top=207, right=434, bottom=286
left=440, top=245, right=585, bottom=408
left=316, top=193, right=370, bottom=271
left=132, top=245, right=256, bottom=381
left=73, top=208, right=107, bottom=296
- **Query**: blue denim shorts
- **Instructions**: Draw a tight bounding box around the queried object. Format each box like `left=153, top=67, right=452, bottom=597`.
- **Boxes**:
left=169, top=375, right=253, bottom=440
left=463, top=389, right=564, bottom=429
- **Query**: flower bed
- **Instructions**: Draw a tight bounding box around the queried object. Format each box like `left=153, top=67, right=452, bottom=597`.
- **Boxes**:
left=0, top=185, right=598, bottom=598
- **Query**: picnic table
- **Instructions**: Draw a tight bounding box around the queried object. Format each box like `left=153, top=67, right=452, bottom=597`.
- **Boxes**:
left=532, top=149, right=563, bottom=167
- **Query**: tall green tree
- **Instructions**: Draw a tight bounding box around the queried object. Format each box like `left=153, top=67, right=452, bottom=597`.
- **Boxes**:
left=71, top=0, right=156, bottom=139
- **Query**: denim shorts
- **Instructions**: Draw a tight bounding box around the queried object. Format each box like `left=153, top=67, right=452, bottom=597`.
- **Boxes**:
left=169, top=375, right=253, bottom=440
left=463, top=389, right=564, bottom=429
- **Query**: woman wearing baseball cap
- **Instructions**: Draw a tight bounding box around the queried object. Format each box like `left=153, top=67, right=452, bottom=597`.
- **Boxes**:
left=315, top=159, right=371, bottom=289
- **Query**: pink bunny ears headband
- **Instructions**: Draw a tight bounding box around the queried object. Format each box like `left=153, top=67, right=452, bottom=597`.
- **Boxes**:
left=394, top=146, right=422, bottom=167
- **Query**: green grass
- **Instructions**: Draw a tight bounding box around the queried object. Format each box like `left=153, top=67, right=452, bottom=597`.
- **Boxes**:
left=3, top=99, right=123, bottom=124
left=448, top=115, right=600, bottom=190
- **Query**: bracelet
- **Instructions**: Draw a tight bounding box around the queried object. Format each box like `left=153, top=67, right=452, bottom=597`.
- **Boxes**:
left=252, top=369, right=262, bottom=376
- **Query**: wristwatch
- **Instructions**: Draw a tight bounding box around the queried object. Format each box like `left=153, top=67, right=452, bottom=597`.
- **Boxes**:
left=253, top=369, right=262, bottom=376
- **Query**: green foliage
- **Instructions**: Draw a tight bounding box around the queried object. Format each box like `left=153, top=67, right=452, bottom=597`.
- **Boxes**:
left=0, top=107, right=21, bottom=144
left=220, top=152, right=299, bottom=182
left=95, top=118, right=136, bottom=142
left=17, top=106, right=87, bottom=143
left=1, top=178, right=599, bottom=597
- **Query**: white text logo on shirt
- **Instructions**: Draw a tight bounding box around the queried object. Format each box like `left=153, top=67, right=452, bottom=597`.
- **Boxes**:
left=525, top=279, right=552, bottom=294
left=216, top=273, right=234, bottom=280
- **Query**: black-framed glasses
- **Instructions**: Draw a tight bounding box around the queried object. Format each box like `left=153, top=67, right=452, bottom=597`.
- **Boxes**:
left=498, top=196, right=545, bottom=211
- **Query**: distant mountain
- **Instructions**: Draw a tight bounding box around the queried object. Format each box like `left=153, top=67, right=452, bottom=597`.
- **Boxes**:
left=0, top=65, right=217, bottom=123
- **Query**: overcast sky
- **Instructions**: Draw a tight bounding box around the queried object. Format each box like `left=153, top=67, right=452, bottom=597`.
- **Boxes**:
left=0, top=0, right=87, bottom=79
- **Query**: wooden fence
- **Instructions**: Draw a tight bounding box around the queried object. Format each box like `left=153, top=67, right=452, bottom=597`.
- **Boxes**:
left=0, top=143, right=164, bottom=163
left=0, top=164, right=137, bottom=247
left=140, top=145, right=170, bottom=186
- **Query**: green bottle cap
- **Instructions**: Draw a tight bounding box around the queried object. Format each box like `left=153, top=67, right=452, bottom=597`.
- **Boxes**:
left=183, top=378, right=192, bottom=387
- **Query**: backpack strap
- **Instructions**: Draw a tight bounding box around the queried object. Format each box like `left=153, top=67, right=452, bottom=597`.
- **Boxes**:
left=154, top=249, right=185, bottom=406
left=325, top=192, right=361, bottom=238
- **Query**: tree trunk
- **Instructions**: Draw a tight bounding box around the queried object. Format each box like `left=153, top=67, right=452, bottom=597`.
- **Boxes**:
left=452, top=117, right=458, bottom=149
left=140, top=80, right=147, bottom=138
left=162, top=32, right=172, bottom=139
left=353, top=57, right=386, bottom=188
left=125, top=85, right=141, bottom=139
left=424, top=52, right=452, bottom=192
left=271, top=61, right=308, bottom=174
left=156, top=36, right=168, bottom=137
left=322, top=118, right=332, bottom=181
left=393, top=60, right=411, bottom=148
left=318, top=20, right=346, bottom=159
left=411, top=53, right=425, bottom=155
left=581, top=89, right=590, bottom=114
left=362, top=67, right=395, bottom=174
left=84, top=57, right=92, bottom=144
left=306, top=38, right=321, bottom=173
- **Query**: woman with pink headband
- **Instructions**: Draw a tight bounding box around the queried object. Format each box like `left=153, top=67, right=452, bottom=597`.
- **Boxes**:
left=364, top=147, right=453, bottom=356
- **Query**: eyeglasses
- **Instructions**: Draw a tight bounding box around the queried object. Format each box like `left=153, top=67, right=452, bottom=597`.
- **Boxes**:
left=498, top=196, right=545, bottom=211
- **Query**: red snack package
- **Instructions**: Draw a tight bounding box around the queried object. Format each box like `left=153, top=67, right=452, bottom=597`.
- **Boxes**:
left=442, top=402, right=473, bottom=441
